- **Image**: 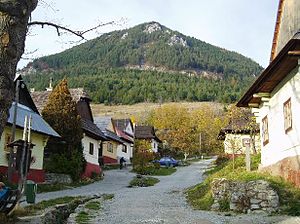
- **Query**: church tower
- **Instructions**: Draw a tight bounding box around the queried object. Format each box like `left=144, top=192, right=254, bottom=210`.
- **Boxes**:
left=270, top=0, right=300, bottom=62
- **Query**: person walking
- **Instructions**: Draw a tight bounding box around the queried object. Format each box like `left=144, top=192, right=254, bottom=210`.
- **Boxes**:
left=120, top=157, right=126, bottom=169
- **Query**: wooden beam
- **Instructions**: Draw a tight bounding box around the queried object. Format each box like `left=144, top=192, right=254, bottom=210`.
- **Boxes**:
left=288, top=51, right=300, bottom=56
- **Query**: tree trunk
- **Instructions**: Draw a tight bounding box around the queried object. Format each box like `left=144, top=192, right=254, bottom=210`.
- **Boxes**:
left=0, top=0, right=37, bottom=137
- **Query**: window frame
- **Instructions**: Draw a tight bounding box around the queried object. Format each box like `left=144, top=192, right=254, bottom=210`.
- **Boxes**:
left=262, top=115, right=269, bottom=146
left=107, top=142, right=113, bottom=153
left=283, top=98, right=292, bottom=133
left=122, top=144, right=127, bottom=153
left=89, top=142, right=94, bottom=155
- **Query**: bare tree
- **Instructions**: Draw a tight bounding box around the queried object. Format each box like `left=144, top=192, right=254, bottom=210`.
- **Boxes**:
left=0, top=1, right=115, bottom=138
left=0, top=0, right=38, bottom=137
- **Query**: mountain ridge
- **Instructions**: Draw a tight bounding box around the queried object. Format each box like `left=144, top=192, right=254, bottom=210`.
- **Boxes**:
left=23, top=21, right=263, bottom=104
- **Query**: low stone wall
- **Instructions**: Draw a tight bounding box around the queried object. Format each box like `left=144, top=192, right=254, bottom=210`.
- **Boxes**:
left=45, top=173, right=72, bottom=184
left=211, top=178, right=279, bottom=213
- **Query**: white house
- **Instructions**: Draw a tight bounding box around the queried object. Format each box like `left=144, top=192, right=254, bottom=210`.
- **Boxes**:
left=237, top=0, right=300, bottom=187
left=112, top=119, right=134, bottom=163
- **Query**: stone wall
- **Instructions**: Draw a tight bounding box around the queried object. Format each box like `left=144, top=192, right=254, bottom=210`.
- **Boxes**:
left=211, top=178, right=279, bottom=213
left=44, top=173, right=72, bottom=184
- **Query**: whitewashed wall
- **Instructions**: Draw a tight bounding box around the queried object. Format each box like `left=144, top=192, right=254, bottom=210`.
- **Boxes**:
left=257, top=67, right=300, bottom=167
left=82, top=134, right=100, bottom=165
left=223, top=133, right=260, bottom=154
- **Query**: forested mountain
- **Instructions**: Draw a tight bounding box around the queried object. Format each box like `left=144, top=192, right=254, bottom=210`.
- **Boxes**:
left=23, top=22, right=263, bottom=104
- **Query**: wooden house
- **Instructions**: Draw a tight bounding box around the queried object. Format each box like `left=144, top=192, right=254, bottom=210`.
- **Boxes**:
left=31, top=87, right=106, bottom=178
left=237, top=0, right=300, bottom=186
left=0, top=77, right=60, bottom=183
left=134, top=126, right=161, bottom=153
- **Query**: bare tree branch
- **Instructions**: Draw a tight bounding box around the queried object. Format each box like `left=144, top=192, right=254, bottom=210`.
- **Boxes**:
left=28, top=21, right=116, bottom=40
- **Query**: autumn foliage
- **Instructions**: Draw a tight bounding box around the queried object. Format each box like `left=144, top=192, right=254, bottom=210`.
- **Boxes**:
left=42, top=79, right=83, bottom=154
left=42, top=79, right=85, bottom=181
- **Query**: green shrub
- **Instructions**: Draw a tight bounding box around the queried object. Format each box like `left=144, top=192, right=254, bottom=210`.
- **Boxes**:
left=44, top=150, right=86, bottom=182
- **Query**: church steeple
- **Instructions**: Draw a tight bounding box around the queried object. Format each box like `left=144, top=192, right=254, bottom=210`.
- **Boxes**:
left=270, top=0, right=300, bottom=62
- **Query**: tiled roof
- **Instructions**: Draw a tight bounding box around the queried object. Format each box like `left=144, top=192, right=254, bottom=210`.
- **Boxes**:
left=81, top=118, right=107, bottom=140
left=7, top=102, right=60, bottom=138
left=135, top=126, right=161, bottom=142
left=31, top=88, right=90, bottom=113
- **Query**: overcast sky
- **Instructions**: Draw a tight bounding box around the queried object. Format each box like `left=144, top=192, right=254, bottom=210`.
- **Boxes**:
left=20, top=0, right=279, bottom=68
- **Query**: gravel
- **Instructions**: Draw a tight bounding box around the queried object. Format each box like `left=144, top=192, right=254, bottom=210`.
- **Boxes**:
left=36, top=158, right=297, bottom=224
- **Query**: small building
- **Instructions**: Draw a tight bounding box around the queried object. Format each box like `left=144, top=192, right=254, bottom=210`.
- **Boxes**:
left=94, top=117, right=128, bottom=164
left=237, top=0, right=300, bottom=187
left=31, top=86, right=106, bottom=178
left=218, top=116, right=260, bottom=156
left=134, top=126, right=161, bottom=153
left=0, top=77, right=60, bottom=183
left=112, top=119, right=134, bottom=162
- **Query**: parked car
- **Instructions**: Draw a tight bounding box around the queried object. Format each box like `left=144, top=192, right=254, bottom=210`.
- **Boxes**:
left=154, top=157, right=179, bottom=167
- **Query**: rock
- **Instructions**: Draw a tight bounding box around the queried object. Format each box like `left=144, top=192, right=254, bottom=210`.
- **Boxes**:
left=144, top=23, right=162, bottom=33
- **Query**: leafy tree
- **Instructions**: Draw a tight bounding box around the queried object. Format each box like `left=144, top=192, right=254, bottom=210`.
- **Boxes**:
left=147, top=104, right=198, bottom=160
left=42, top=78, right=83, bottom=154
left=42, top=78, right=85, bottom=181
left=133, top=139, right=155, bottom=174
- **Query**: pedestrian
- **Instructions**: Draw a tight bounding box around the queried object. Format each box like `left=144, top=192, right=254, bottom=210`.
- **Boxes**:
left=120, top=157, right=126, bottom=169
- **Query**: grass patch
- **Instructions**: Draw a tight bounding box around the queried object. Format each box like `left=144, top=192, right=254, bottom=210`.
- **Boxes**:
left=148, top=167, right=177, bottom=176
left=37, top=176, right=103, bottom=193
left=186, top=154, right=300, bottom=215
left=85, top=201, right=101, bottom=210
left=21, top=196, right=82, bottom=216
left=103, top=194, right=114, bottom=200
left=133, top=166, right=176, bottom=176
left=129, top=176, right=160, bottom=187
left=76, top=211, right=90, bottom=224
left=103, top=164, right=120, bottom=170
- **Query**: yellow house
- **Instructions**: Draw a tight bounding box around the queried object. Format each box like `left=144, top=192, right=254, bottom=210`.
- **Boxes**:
left=101, top=129, right=125, bottom=164
left=0, top=77, right=60, bottom=183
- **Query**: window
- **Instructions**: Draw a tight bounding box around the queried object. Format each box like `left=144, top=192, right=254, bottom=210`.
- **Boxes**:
left=89, top=142, right=94, bottom=155
left=4, top=133, right=12, bottom=152
left=122, top=144, right=127, bottom=153
left=262, top=116, right=269, bottom=146
left=283, top=98, right=292, bottom=133
left=107, top=143, right=113, bottom=153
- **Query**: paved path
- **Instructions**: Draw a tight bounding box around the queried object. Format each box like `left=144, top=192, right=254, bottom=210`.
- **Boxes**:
left=37, top=159, right=298, bottom=224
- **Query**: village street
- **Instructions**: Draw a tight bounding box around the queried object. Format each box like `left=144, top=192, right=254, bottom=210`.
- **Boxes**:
left=32, top=158, right=298, bottom=224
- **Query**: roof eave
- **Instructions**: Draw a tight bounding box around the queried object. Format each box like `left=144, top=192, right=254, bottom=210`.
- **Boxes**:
left=237, top=38, right=300, bottom=108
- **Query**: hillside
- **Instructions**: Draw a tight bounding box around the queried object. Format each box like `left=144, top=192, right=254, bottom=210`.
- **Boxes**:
left=23, top=22, right=263, bottom=104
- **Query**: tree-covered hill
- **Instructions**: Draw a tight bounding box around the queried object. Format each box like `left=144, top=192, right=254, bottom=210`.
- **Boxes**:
left=23, top=21, right=263, bottom=104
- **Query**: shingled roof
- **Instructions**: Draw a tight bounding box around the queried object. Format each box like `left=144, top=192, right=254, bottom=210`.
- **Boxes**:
left=135, top=126, right=161, bottom=142
left=31, top=88, right=90, bottom=113
left=81, top=118, right=106, bottom=140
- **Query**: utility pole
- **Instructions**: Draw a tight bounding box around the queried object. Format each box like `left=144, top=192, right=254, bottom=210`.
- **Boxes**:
left=199, top=133, right=203, bottom=159
left=245, top=138, right=251, bottom=171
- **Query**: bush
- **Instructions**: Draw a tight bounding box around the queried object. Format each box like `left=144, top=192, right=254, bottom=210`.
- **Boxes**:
left=45, top=150, right=86, bottom=182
